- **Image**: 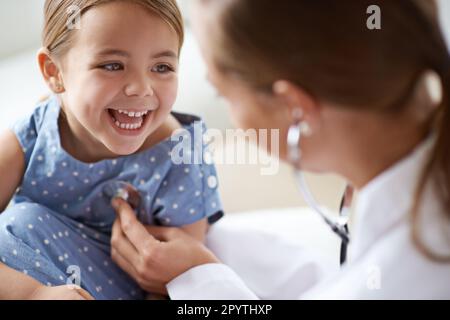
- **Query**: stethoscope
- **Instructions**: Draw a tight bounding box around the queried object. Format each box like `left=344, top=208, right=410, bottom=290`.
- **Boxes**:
left=287, top=119, right=353, bottom=265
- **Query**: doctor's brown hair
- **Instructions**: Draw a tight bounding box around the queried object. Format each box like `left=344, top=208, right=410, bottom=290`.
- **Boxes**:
left=201, top=0, right=450, bottom=261
left=42, top=0, right=184, bottom=59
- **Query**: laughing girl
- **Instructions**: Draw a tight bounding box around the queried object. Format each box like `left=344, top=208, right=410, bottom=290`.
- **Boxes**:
left=0, top=0, right=223, bottom=299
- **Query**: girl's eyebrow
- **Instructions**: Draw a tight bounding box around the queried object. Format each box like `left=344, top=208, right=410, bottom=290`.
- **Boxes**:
left=152, top=50, right=178, bottom=59
left=95, top=49, right=130, bottom=58
left=94, top=49, right=178, bottom=59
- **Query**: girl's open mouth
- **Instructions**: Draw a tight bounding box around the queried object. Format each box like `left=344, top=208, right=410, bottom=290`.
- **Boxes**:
left=107, top=108, right=153, bottom=134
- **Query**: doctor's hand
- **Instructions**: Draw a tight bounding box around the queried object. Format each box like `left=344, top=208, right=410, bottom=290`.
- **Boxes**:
left=110, top=198, right=220, bottom=295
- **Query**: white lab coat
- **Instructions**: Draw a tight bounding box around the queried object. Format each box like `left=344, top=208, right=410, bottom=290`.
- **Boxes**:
left=167, top=137, right=450, bottom=299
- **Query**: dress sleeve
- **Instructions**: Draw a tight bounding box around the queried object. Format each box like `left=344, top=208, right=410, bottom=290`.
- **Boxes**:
left=10, top=104, right=46, bottom=166
left=150, top=125, right=224, bottom=226
left=151, top=160, right=224, bottom=226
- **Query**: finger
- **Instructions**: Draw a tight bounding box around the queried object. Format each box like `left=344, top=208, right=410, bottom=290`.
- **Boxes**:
left=111, top=223, right=142, bottom=268
left=111, top=216, right=129, bottom=250
left=111, top=247, right=140, bottom=282
left=76, top=288, right=95, bottom=300
left=111, top=247, right=165, bottom=293
left=112, top=198, right=159, bottom=253
left=111, top=216, right=122, bottom=239
left=113, top=250, right=164, bottom=293
left=144, top=225, right=179, bottom=242
left=111, top=247, right=160, bottom=292
left=63, top=285, right=95, bottom=300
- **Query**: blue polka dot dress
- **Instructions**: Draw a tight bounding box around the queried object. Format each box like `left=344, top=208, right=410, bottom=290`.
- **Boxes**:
left=0, top=95, right=224, bottom=299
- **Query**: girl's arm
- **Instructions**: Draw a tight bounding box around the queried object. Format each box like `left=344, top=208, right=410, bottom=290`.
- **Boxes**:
left=0, top=129, right=25, bottom=212
left=0, top=262, right=41, bottom=299
left=180, top=219, right=208, bottom=242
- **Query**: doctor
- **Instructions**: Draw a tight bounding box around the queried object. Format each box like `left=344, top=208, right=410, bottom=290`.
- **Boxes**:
left=110, top=0, right=450, bottom=299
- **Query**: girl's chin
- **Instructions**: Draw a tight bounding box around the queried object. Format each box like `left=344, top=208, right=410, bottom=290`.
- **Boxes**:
left=104, top=141, right=144, bottom=156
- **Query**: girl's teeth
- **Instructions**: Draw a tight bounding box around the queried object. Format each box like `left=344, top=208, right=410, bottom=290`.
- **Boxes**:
left=114, top=120, right=143, bottom=130
left=116, top=109, right=149, bottom=118
left=110, top=108, right=151, bottom=131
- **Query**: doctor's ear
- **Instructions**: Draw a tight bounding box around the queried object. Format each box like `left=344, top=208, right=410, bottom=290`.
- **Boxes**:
left=272, top=80, right=321, bottom=124
left=37, top=48, right=65, bottom=94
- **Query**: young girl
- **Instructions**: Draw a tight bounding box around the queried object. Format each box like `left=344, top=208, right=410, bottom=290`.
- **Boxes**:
left=0, top=0, right=223, bottom=300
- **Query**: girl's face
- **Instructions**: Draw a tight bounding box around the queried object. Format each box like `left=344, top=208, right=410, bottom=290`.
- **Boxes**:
left=57, top=1, right=179, bottom=157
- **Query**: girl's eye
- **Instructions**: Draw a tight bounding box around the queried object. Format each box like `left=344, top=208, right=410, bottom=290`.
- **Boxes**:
left=100, top=63, right=124, bottom=72
left=152, top=64, right=174, bottom=74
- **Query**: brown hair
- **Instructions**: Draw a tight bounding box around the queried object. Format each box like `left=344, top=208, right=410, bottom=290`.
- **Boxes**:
left=43, top=0, right=184, bottom=58
left=203, top=0, right=450, bottom=261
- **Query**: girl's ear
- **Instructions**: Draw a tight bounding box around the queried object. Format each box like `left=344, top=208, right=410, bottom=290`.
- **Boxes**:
left=272, top=80, right=321, bottom=125
left=37, top=48, right=65, bottom=93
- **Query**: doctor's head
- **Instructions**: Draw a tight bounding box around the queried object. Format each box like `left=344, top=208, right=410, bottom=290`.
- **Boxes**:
left=38, top=0, right=183, bottom=157
left=192, top=0, right=450, bottom=260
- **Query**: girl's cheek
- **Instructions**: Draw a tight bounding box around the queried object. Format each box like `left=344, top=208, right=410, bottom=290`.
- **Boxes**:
left=80, top=75, right=122, bottom=101
left=88, top=73, right=122, bottom=89
left=157, top=81, right=179, bottom=110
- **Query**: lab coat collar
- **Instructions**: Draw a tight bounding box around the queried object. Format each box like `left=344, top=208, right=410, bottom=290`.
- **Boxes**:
left=350, top=136, right=436, bottom=261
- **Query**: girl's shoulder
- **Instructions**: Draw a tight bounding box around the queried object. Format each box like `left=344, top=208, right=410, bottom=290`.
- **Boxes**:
left=13, top=96, right=58, bottom=134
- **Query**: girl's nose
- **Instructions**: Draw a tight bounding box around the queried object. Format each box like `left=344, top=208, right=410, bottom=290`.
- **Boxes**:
left=124, top=73, right=154, bottom=97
